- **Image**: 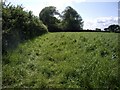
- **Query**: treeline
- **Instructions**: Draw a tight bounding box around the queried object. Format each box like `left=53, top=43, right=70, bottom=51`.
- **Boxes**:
left=39, top=6, right=84, bottom=32
left=82, top=24, right=120, bottom=33
left=2, top=2, right=48, bottom=54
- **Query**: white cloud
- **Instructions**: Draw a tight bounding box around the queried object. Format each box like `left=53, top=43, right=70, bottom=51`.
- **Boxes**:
left=84, top=16, right=118, bottom=30
left=7, top=0, right=119, bottom=17
left=30, top=0, right=86, bottom=16
left=7, top=0, right=86, bottom=16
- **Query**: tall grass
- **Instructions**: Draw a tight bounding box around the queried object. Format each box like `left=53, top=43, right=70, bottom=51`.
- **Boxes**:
left=2, top=32, right=119, bottom=89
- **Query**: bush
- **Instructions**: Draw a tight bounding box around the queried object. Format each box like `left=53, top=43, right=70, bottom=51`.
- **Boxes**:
left=2, top=2, right=48, bottom=54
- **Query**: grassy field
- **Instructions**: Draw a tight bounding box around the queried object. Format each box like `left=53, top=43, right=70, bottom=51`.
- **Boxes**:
left=2, top=32, right=119, bottom=88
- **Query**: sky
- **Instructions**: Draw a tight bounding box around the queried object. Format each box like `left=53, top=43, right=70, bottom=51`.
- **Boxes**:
left=5, top=0, right=119, bottom=30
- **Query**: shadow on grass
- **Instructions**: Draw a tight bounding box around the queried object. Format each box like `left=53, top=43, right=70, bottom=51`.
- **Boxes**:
left=2, top=27, right=48, bottom=64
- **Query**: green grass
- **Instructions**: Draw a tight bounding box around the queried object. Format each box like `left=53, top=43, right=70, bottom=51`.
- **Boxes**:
left=2, top=32, right=119, bottom=88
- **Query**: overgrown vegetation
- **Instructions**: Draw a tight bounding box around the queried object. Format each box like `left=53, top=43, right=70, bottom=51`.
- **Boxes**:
left=3, top=32, right=119, bottom=89
left=2, top=2, right=48, bottom=53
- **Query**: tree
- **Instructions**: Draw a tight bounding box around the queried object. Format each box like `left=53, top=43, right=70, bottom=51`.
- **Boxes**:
left=62, top=6, right=83, bottom=31
left=107, top=24, right=120, bottom=32
left=95, top=28, right=101, bottom=32
left=104, top=28, right=109, bottom=32
left=39, top=6, right=84, bottom=32
left=39, top=6, right=60, bottom=31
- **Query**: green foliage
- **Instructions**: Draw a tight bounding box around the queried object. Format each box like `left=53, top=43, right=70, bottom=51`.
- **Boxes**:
left=2, top=3, right=48, bottom=53
left=39, top=6, right=61, bottom=32
left=95, top=28, right=101, bottom=31
left=3, top=32, right=119, bottom=89
left=108, top=24, right=120, bottom=32
left=39, top=6, right=84, bottom=32
left=62, top=6, right=83, bottom=31
left=104, top=24, right=120, bottom=32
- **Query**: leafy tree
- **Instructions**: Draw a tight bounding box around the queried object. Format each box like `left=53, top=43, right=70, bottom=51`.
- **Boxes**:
left=104, top=28, right=109, bottom=32
left=39, top=6, right=60, bottom=31
left=62, top=6, right=83, bottom=31
left=107, top=24, right=120, bottom=32
left=39, top=6, right=84, bottom=32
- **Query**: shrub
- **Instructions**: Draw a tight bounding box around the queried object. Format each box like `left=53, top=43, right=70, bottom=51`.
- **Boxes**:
left=2, top=2, right=48, bottom=54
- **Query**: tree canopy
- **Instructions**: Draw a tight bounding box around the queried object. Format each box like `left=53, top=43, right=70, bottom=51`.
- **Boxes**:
left=39, top=6, right=60, bottom=31
left=108, top=24, right=120, bottom=32
left=39, top=6, right=84, bottom=32
left=62, top=6, right=83, bottom=31
left=104, top=24, right=120, bottom=33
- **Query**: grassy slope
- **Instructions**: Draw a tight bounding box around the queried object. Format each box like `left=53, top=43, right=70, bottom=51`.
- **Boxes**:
left=3, top=32, right=119, bottom=88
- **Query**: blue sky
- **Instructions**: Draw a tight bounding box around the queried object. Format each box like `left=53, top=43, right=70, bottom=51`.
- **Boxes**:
left=5, top=0, right=119, bottom=30
left=73, top=2, right=117, bottom=19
